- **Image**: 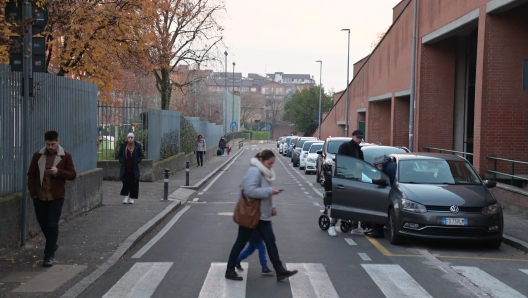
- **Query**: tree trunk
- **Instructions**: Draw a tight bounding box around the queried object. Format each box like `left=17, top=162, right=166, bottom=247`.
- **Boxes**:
left=159, top=67, right=172, bottom=110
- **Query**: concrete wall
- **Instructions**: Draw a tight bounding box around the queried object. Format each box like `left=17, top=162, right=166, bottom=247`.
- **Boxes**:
left=97, top=147, right=219, bottom=182
left=0, top=168, right=103, bottom=252
left=491, top=183, right=528, bottom=212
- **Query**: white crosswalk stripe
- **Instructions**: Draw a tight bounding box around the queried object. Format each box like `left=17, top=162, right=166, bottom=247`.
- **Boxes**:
left=198, top=262, right=248, bottom=298
left=362, top=264, right=433, bottom=298
left=102, top=262, right=172, bottom=298
left=521, top=269, right=528, bottom=275
left=452, top=266, right=527, bottom=298
left=286, top=263, right=339, bottom=298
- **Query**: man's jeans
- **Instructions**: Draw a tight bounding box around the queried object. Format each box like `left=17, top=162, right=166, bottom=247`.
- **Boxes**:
left=227, top=220, right=283, bottom=271
left=32, top=198, right=64, bottom=257
left=238, top=240, right=268, bottom=269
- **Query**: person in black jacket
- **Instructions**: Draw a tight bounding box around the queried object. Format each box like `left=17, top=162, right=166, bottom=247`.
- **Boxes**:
left=327, top=129, right=365, bottom=237
left=218, top=137, right=226, bottom=155
left=118, top=133, right=144, bottom=204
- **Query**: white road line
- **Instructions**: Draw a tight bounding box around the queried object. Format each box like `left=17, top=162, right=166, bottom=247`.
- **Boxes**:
left=313, top=202, right=320, bottom=206
left=362, top=264, right=433, bottom=298
left=286, top=263, right=339, bottom=298
left=102, top=262, right=172, bottom=298
left=275, top=154, right=322, bottom=198
left=132, top=205, right=191, bottom=258
left=304, top=192, right=309, bottom=194
left=193, top=198, right=199, bottom=202
left=358, top=253, right=371, bottom=261
left=198, top=192, right=203, bottom=195
left=344, top=238, right=357, bottom=245
left=521, top=269, right=528, bottom=275
left=202, top=151, right=244, bottom=192
left=298, top=183, right=303, bottom=186
left=300, top=188, right=305, bottom=190
left=452, top=266, right=526, bottom=298
left=198, top=263, right=248, bottom=298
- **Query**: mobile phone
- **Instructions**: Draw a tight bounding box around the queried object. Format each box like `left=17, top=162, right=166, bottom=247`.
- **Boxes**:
left=278, top=189, right=284, bottom=192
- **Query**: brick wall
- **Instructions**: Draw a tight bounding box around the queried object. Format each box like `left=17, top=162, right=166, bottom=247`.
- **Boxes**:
left=491, top=184, right=528, bottom=211
left=368, top=100, right=392, bottom=145
left=393, top=96, right=410, bottom=147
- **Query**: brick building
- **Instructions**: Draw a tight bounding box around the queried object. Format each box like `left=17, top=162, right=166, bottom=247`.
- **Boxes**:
left=316, top=0, right=528, bottom=178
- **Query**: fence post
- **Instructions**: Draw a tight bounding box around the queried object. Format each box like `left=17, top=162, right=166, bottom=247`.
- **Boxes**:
left=493, top=157, right=497, bottom=181
left=185, top=161, right=190, bottom=186
left=162, top=168, right=169, bottom=201
left=511, top=159, right=515, bottom=186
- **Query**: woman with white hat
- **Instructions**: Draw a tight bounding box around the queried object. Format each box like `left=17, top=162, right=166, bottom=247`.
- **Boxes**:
left=118, top=133, right=144, bottom=204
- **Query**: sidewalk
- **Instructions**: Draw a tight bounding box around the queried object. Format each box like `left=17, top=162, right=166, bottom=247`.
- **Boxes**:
left=0, top=146, right=244, bottom=298
left=502, top=206, right=528, bottom=253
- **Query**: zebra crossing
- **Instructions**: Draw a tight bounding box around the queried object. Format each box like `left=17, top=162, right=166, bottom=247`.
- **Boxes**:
left=100, top=261, right=528, bottom=298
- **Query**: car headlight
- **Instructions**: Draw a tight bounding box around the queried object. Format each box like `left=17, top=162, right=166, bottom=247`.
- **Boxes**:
left=401, top=199, right=427, bottom=213
left=307, top=157, right=315, bottom=163
left=325, top=158, right=334, bottom=166
left=482, top=202, right=500, bottom=215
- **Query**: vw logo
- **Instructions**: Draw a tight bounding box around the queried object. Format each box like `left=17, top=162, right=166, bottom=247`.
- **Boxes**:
left=450, top=205, right=459, bottom=214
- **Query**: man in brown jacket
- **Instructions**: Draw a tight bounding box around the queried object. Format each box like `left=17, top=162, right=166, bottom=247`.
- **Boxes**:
left=27, top=130, right=77, bottom=267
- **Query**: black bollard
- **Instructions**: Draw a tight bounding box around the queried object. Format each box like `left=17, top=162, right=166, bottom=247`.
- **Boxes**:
left=185, top=161, right=190, bottom=186
left=163, top=168, right=169, bottom=201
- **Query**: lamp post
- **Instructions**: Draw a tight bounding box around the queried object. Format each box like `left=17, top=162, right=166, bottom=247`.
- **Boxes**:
left=315, top=60, right=322, bottom=140
left=224, top=51, right=228, bottom=135
left=341, top=29, right=350, bottom=137
left=232, top=61, right=235, bottom=134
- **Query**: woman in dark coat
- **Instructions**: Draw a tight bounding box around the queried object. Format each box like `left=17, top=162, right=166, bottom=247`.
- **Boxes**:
left=118, top=133, right=144, bottom=204
left=218, top=137, right=226, bottom=155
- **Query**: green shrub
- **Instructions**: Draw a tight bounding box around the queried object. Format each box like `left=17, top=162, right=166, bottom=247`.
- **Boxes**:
left=160, top=130, right=179, bottom=159
left=251, top=131, right=270, bottom=140
left=180, top=117, right=198, bottom=154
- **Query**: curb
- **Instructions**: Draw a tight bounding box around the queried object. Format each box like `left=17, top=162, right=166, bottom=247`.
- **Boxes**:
left=180, top=147, right=245, bottom=191
left=503, top=234, right=528, bottom=253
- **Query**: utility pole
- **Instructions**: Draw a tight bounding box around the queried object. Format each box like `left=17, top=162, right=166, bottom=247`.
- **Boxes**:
left=232, top=62, right=235, bottom=134
left=224, top=51, right=228, bottom=135
left=341, top=29, right=350, bottom=137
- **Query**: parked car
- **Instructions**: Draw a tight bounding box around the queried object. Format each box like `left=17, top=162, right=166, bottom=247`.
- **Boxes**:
left=286, top=137, right=298, bottom=157
left=300, top=140, right=324, bottom=170
left=280, top=137, right=291, bottom=155
left=277, top=137, right=284, bottom=148
left=330, top=152, right=503, bottom=248
left=304, top=142, right=324, bottom=174
left=292, top=137, right=317, bottom=166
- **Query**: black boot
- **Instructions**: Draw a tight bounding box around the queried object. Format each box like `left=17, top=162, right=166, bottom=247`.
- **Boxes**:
left=43, top=256, right=53, bottom=267
left=225, top=269, right=243, bottom=281
left=276, top=268, right=298, bottom=281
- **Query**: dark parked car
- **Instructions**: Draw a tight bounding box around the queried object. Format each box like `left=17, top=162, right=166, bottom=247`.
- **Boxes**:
left=330, top=152, right=503, bottom=248
left=292, top=137, right=317, bottom=166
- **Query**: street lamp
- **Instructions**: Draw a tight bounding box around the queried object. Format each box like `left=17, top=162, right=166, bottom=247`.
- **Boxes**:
left=232, top=61, right=235, bottom=134
left=315, top=60, right=322, bottom=140
left=224, top=51, right=228, bottom=135
left=341, top=28, right=350, bottom=137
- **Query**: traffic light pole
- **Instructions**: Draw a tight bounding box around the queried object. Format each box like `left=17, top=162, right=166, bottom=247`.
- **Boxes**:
left=20, top=0, right=32, bottom=247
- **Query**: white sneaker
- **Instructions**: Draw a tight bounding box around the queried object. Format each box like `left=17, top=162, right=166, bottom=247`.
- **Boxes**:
left=350, top=227, right=364, bottom=235
left=129, top=199, right=134, bottom=204
left=123, top=196, right=129, bottom=204
left=328, top=226, right=337, bottom=237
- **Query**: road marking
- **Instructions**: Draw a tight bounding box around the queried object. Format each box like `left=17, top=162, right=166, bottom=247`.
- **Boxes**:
left=313, top=202, right=320, bottom=206
left=344, top=238, right=357, bottom=245
left=304, top=192, right=310, bottom=194
left=298, top=184, right=303, bottom=186
left=358, top=253, right=371, bottom=261
left=102, top=262, right=172, bottom=298
left=521, top=269, right=528, bottom=275
left=198, top=262, right=248, bottom=298
left=452, top=266, right=526, bottom=298
left=365, top=236, right=421, bottom=257
left=300, top=188, right=305, bottom=190
left=193, top=198, right=199, bottom=202
left=132, top=205, right=191, bottom=258
left=202, top=152, right=244, bottom=192
left=275, top=154, right=323, bottom=197
left=362, top=264, right=433, bottom=298
left=198, top=192, right=203, bottom=195
left=286, top=263, right=338, bottom=298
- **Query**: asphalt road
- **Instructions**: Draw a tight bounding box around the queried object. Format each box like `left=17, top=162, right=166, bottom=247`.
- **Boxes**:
left=77, top=144, right=528, bottom=298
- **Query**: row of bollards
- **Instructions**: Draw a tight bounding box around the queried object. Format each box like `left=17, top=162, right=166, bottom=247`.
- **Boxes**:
left=162, top=162, right=191, bottom=201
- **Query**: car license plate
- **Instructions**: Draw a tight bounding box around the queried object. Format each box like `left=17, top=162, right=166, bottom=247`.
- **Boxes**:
left=442, top=218, right=468, bottom=226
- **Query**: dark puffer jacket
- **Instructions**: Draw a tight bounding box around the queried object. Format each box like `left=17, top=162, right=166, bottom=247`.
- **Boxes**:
left=118, top=141, right=144, bottom=179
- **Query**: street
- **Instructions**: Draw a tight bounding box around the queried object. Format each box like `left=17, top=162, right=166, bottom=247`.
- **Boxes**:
left=77, top=144, right=528, bottom=298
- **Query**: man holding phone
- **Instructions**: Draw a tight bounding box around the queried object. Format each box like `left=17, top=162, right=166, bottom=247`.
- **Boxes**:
left=27, top=131, right=77, bottom=267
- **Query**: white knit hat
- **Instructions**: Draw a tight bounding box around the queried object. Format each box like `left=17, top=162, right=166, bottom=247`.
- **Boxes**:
left=127, top=133, right=135, bottom=138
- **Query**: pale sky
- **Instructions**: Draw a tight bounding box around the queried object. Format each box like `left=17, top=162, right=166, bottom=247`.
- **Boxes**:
left=222, top=0, right=402, bottom=94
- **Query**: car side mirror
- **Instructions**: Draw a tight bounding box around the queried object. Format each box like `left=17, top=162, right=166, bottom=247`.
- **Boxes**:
left=372, top=178, right=389, bottom=186
left=485, top=180, right=497, bottom=188
left=316, top=150, right=322, bottom=155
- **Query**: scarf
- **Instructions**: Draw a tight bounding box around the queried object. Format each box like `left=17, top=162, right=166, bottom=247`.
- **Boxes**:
left=250, top=157, right=275, bottom=183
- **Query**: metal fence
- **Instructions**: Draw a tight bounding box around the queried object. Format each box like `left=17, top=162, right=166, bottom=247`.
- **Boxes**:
left=148, top=109, right=182, bottom=162
left=1, top=65, right=98, bottom=196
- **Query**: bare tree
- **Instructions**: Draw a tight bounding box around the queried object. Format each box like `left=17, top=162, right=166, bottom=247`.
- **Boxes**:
left=266, top=96, right=286, bottom=138
left=240, top=93, right=265, bottom=127
left=149, top=0, right=225, bottom=110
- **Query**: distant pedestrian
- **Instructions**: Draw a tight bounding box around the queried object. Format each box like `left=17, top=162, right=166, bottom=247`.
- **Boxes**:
left=118, top=133, right=144, bottom=204
left=195, top=134, right=206, bottom=166
left=226, top=143, right=232, bottom=156
left=218, top=137, right=226, bottom=155
left=235, top=230, right=275, bottom=275
left=27, top=130, right=77, bottom=267
left=225, top=149, right=298, bottom=282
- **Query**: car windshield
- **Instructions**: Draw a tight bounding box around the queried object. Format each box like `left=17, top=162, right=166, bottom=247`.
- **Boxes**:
left=398, top=159, right=481, bottom=185
left=285, top=138, right=291, bottom=144
left=303, top=141, right=317, bottom=151
left=327, top=140, right=348, bottom=154
left=363, top=147, right=408, bottom=165
left=309, top=144, right=323, bottom=153
left=297, top=140, right=307, bottom=148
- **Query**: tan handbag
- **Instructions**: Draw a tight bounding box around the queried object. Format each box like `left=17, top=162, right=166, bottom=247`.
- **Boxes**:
left=233, top=191, right=261, bottom=228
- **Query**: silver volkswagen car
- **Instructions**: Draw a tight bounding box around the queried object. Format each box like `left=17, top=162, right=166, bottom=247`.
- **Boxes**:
left=330, top=153, right=503, bottom=248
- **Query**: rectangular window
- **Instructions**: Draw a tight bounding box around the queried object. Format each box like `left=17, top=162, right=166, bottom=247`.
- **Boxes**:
left=523, top=60, right=528, bottom=91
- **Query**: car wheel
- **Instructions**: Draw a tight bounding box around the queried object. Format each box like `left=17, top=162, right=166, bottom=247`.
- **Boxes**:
left=389, top=209, right=404, bottom=245
left=485, top=239, right=502, bottom=249
left=304, top=169, right=308, bottom=175
left=340, top=220, right=351, bottom=233
left=319, top=170, right=325, bottom=187
left=319, top=215, right=330, bottom=231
